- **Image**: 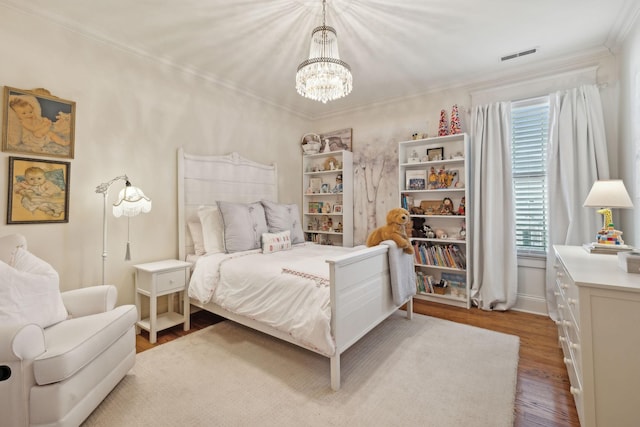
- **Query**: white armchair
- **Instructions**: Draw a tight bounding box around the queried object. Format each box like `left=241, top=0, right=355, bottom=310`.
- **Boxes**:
left=0, top=234, right=137, bottom=427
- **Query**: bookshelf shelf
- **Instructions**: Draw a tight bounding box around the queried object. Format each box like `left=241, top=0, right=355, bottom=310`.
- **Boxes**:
left=399, top=133, right=471, bottom=309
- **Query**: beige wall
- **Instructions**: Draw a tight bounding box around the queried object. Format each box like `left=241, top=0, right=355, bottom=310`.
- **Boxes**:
left=618, top=19, right=640, bottom=246
left=0, top=7, right=310, bottom=305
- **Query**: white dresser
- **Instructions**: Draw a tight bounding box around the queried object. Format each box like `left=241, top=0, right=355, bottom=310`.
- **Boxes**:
left=553, top=245, right=640, bottom=427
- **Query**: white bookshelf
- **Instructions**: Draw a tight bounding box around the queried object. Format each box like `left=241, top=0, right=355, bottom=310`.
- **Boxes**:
left=398, top=133, right=471, bottom=308
left=302, top=150, right=353, bottom=246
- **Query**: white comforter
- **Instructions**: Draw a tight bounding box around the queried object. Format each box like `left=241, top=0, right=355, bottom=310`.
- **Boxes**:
left=188, top=243, right=359, bottom=356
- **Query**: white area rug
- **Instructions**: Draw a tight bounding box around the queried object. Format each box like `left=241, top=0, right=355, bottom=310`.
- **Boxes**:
left=83, top=312, right=519, bottom=426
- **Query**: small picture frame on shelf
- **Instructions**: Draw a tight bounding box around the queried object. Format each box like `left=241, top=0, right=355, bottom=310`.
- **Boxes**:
left=405, top=170, right=426, bottom=190
left=309, top=177, right=322, bottom=193
left=320, top=183, right=330, bottom=193
left=427, top=147, right=444, bottom=162
left=333, top=204, right=343, bottom=213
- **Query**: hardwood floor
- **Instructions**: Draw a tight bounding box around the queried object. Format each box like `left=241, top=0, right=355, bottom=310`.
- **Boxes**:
left=136, top=301, right=579, bottom=427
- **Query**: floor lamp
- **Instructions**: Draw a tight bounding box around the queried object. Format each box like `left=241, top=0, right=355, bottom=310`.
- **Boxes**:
left=95, top=175, right=152, bottom=285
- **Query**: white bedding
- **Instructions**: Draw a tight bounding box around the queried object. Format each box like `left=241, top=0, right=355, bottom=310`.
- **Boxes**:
left=188, top=242, right=361, bottom=356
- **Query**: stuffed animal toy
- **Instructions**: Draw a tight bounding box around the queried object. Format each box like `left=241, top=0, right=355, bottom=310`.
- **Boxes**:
left=366, top=208, right=414, bottom=254
left=411, top=216, right=426, bottom=238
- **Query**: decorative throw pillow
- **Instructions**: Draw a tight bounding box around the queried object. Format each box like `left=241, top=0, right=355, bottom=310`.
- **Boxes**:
left=0, top=248, right=68, bottom=328
left=262, top=230, right=292, bottom=254
left=217, top=201, right=268, bottom=253
left=198, top=205, right=225, bottom=254
left=187, top=220, right=206, bottom=256
left=260, top=200, right=305, bottom=244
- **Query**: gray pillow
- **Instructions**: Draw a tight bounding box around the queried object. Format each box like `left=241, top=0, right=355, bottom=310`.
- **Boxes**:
left=260, top=200, right=305, bottom=244
left=217, top=201, right=268, bottom=253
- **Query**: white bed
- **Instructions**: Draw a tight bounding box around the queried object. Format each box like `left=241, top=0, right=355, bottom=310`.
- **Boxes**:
left=177, top=148, right=412, bottom=390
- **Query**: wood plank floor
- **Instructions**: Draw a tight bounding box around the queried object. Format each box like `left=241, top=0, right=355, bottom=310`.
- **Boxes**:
left=136, top=300, right=579, bottom=427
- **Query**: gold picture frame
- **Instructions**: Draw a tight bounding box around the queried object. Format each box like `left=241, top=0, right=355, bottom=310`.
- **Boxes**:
left=7, top=156, right=70, bottom=224
left=2, top=87, right=76, bottom=159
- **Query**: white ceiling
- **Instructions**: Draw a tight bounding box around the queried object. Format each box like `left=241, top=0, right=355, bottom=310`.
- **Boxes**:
left=2, top=0, right=638, bottom=119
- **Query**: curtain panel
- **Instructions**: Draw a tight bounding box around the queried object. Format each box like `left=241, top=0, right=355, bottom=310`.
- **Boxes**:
left=470, top=102, right=518, bottom=311
left=545, top=84, right=610, bottom=319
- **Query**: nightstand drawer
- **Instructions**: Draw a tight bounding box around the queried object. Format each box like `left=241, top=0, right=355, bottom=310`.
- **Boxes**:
left=156, top=269, right=186, bottom=293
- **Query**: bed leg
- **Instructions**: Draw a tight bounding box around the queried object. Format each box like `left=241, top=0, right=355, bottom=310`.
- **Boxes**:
left=406, top=298, right=414, bottom=320
left=330, top=355, right=340, bottom=391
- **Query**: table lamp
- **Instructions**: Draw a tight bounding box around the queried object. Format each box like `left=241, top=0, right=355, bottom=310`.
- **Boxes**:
left=583, top=179, right=633, bottom=246
left=96, top=175, right=152, bottom=285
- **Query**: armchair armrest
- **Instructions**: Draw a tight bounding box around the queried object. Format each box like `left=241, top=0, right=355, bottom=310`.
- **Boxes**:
left=61, top=285, right=118, bottom=318
left=0, top=323, right=45, bottom=362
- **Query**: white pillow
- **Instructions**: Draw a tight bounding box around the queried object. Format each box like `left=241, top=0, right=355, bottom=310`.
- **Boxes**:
left=217, top=201, right=269, bottom=253
left=0, top=248, right=68, bottom=328
left=187, top=220, right=206, bottom=256
left=260, top=200, right=305, bottom=244
left=198, top=205, right=225, bottom=254
left=262, top=230, right=292, bottom=254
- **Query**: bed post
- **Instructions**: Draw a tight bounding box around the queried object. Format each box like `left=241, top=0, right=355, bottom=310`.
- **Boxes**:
left=406, top=297, right=414, bottom=320
left=330, top=355, right=340, bottom=391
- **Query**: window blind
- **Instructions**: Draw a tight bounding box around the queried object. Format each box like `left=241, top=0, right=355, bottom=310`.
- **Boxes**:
left=511, top=98, right=549, bottom=254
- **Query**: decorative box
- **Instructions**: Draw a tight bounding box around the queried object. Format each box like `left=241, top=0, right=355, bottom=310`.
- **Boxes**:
left=618, top=251, right=640, bottom=274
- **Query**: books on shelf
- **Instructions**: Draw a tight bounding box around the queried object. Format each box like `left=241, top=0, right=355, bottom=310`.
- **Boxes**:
left=405, top=170, right=426, bottom=190
left=582, top=242, right=634, bottom=255
left=413, top=242, right=466, bottom=269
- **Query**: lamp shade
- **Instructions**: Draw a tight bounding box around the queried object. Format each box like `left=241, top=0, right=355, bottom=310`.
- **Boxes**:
left=112, top=185, right=152, bottom=217
left=583, top=180, right=633, bottom=208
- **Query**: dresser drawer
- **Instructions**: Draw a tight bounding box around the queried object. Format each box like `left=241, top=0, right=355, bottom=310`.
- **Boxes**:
left=556, top=263, right=580, bottom=329
left=561, top=341, right=584, bottom=425
left=156, top=269, right=186, bottom=293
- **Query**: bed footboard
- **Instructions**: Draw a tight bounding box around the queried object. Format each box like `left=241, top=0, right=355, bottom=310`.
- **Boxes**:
left=327, top=245, right=412, bottom=390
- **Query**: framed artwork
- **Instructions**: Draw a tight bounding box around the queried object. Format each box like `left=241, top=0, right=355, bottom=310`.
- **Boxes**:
left=309, top=177, right=322, bottom=193
left=2, top=87, right=76, bottom=159
left=427, top=147, right=444, bottom=162
left=7, top=156, right=70, bottom=224
left=320, top=128, right=352, bottom=152
left=333, top=204, right=343, bottom=213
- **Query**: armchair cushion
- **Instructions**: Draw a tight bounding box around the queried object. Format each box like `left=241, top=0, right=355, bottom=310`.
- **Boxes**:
left=0, top=247, right=67, bottom=329
left=33, top=304, right=137, bottom=385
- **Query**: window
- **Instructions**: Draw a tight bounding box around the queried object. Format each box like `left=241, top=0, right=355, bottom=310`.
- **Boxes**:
left=511, top=97, right=550, bottom=254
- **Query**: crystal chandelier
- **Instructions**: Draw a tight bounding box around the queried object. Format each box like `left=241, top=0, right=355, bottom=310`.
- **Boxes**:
left=296, top=0, right=352, bottom=103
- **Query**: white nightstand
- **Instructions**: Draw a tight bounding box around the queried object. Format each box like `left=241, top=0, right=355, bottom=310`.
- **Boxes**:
left=134, top=259, right=192, bottom=344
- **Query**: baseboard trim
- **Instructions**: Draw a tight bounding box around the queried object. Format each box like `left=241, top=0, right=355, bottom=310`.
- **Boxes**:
left=513, top=294, right=548, bottom=316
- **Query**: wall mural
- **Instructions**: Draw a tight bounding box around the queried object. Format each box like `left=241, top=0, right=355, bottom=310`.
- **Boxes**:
left=352, top=137, right=398, bottom=245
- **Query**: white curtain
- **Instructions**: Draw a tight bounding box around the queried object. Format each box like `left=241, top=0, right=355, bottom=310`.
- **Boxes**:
left=545, top=84, right=610, bottom=319
left=470, top=102, right=518, bottom=310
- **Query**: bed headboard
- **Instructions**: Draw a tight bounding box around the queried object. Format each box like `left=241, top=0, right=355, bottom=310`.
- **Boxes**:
left=177, top=148, right=278, bottom=261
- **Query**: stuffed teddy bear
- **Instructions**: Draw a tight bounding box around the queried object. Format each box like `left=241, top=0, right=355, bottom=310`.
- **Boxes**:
left=366, top=207, right=414, bottom=254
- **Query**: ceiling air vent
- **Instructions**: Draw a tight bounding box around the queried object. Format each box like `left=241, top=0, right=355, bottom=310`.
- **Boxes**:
left=501, top=48, right=537, bottom=62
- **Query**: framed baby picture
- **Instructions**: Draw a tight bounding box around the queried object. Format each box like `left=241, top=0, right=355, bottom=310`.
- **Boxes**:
left=7, top=156, right=71, bottom=224
left=2, top=87, right=76, bottom=159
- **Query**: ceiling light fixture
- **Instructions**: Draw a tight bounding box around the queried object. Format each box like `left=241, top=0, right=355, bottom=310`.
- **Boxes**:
left=296, top=0, right=352, bottom=103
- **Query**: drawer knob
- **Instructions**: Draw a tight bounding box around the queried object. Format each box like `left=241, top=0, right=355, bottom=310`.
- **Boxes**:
left=563, top=320, right=572, bottom=328
left=559, top=336, right=566, bottom=343
left=554, top=291, right=560, bottom=297
left=561, top=284, right=569, bottom=290
left=567, top=298, right=577, bottom=306
left=558, top=304, right=565, bottom=310
left=570, top=342, right=580, bottom=350
left=564, top=357, right=573, bottom=366
left=570, top=386, right=581, bottom=396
